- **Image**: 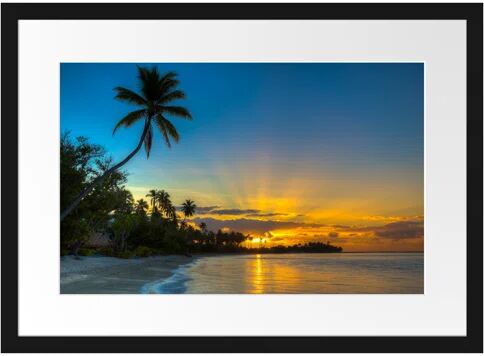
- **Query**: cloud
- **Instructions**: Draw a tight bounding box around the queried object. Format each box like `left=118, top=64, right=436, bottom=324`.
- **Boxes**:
left=271, top=237, right=285, bottom=242
left=192, top=217, right=325, bottom=234
left=210, top=208, right=261, bottom=215
left=191, top=218, right=424, bottom=244
left=363, top=215, right=424, bottom=223
left=331, top=224, right=351, bottom=229
left=311, top=232, right=338, bottom=239
left=246, top=212, right=288, bottom=217
left=194, top=206, right=291, bottom=218
left=194, top=206, right=221, bottom=214
left=347, top=221, right=423, bottom=240
left=372, top=221, right=423, bottom=240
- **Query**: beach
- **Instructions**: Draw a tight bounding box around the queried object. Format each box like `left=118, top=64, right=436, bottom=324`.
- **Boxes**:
left=60, top=255, right=194, bottom=294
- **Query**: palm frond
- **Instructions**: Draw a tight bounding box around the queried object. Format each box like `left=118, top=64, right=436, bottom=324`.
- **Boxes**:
left=159, top=71, right=178, bottom=87
left=158, top=72, right=179, bottom=96
left=155, top=118, right=172, bottom=148
left=160, top=71, right=177, bottom=84
left=160, top=79, right=180, bottom=94
left=158, top=90, right=186, bottom=104
left=161, top=106, right=193, bottom=120
left=114, top=87, right=146, bottom=106
left=112, top=109, right=146, bottom=135
left=136, top=66, right=150, bottom=86
left=155, top=115, right=180, bottom=143
left=155, top=115, right=180, bottom=147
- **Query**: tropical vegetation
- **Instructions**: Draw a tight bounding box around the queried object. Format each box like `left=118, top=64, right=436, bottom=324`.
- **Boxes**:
left=60, top=65, right=342, bottom=258
left=60, top=133, right=342, bottom=258
left=61, top=66, right=192, bottom=221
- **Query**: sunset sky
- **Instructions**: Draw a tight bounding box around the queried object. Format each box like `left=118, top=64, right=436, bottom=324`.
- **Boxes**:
left=61, top=63, right=424, bottom=252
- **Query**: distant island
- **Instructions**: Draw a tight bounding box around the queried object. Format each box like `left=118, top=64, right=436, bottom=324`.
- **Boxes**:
left=60, top=63, right=423, bottom=294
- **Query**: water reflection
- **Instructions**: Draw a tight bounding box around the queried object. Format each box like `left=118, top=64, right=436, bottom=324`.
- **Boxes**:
left=251, top=254, right=264, bottom=293
left=182, top=253, right=424, bottom=294
left=245, top=254, right=306, bottom=293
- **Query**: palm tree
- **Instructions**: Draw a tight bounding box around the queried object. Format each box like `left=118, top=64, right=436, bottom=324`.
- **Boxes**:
left=60, top=66, right=192, bottom=221
left=145, top=189, right=158, bottom=212
left=181, top=199, right=197, bottom=221
left=167, top=204, right=179, bottom=225
left=116, top=189, right=134, bottom=214
left=134, top=199, right=149, bottom=215
left=156, top=189, right=171, bottom=216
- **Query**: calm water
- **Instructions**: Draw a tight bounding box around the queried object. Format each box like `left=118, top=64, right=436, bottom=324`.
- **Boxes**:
left=140, top=253, right=424, bottom=294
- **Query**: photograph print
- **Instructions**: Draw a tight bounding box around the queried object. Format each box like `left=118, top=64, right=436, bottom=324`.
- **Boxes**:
left=60, top=63, right=424, bottom=294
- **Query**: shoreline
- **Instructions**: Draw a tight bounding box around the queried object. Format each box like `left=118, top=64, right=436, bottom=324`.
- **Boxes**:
left=60, top=251, right=423, bottom=294
left=60, top=255, right=195, bottom=294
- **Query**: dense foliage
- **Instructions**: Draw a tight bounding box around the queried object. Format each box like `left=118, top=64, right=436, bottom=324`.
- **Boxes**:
left=60, top=133, right=132, bottom=255
left=61, top=135, right=342, bottom=258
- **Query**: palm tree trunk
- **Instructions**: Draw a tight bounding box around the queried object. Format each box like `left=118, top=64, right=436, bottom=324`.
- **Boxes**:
left=60, top=118, right=151, bottom=221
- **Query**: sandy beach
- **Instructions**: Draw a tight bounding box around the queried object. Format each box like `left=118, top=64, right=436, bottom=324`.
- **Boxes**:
left=60, top=255, right=194, bottom=294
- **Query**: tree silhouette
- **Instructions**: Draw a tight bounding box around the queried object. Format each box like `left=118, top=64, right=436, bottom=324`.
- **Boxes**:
left=181, top=199, right=197, bottom=221
left=146, top=189, right=158, bottom=212
left=156, top=189, right=172, bottom=217
left=60, top=66, right=192, bottom=221
left=134, top=199, right=149, bottom=216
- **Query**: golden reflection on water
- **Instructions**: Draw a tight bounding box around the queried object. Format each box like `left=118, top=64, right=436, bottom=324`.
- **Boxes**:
left=186, top=253, right=424, bottom=294
left=250, top=254, right=262, bottom=294
left=247, top=254, right=305, bottom=293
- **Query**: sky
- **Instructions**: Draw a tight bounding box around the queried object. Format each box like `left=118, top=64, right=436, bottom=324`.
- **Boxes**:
left=61, top=63, right=424, bottom=252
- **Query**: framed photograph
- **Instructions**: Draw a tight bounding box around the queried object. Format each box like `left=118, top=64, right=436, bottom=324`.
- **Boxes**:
left=2, top=2, right=482, bottom=353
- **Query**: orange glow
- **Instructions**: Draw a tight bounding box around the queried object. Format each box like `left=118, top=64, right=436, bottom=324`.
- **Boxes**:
left=129, top=157, right=423, bottom=252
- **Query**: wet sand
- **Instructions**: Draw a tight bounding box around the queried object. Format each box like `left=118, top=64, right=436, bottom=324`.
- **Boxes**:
left=60, top=255, right=194, bottom=294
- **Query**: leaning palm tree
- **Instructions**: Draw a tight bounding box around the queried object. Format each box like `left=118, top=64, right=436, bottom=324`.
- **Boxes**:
left=60, top=66, right=192, bottom=221
left=181, top=199, right=197, bottom=221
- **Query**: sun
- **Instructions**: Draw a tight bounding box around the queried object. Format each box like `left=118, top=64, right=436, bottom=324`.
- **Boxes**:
left=251, top=237, right=262, bottom=244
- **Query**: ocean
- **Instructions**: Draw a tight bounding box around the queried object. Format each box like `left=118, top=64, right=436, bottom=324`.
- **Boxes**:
left=140, top=252, right=424, bottom=294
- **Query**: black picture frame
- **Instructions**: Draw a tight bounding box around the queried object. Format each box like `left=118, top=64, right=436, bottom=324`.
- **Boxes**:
left=1, top=2, right=482, bottom=353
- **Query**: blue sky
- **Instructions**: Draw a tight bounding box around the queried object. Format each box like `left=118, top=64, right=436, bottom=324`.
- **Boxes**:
left=61, top=63, right=424, bottom=251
